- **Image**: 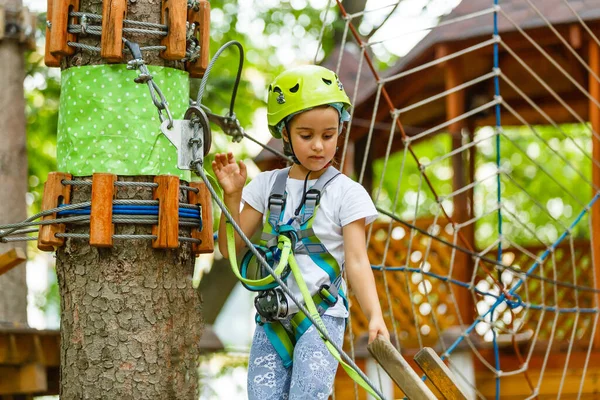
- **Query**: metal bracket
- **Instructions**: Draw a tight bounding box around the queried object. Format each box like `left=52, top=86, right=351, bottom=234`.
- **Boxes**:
left=160, top=106, right=211, bottom=170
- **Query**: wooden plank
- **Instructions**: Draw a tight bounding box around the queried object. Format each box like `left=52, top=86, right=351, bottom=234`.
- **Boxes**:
left=185, top=0, right=210, bottom=78
left=49, top=0, right=80, bottom=56
left=160, top=0, right=187, bottom=60
left=414, top=347, right=468, bottom=400
left=0, top=248, right=26, bottom=276
left=90, top=173, right=116, bottom=247
left=589, top=41, right=600, bottom=350
left=0, top=328, right=60, bottom=367
left=152, top=175, right=179, bottom=249
left=189, top=182, right=214, bottom=254
left=101, top=0, right=127, bottom=62
left=44, top=0, right=61, bottom=67
left=37, top=172, right=72, bottom=251
left=367, top=335, right=436, bottom=400
left=0, top=364, right=47, bottom=394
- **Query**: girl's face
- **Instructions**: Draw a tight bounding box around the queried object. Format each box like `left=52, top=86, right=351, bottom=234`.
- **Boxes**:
left=284, top=106, right=340, bottom=172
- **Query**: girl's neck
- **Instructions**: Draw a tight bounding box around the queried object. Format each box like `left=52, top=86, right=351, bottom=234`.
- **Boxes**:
left=288, top=164, right=329, bottom=180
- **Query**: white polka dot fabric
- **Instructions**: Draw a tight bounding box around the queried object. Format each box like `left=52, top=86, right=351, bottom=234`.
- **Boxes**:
left=57, top=64, right=191, bottom=180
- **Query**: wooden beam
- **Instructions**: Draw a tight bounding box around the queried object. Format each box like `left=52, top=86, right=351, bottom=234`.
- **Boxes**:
left=414, top=347, right=468, bottom=400
left=0, top=330, right=60, bottom=367
left=0, top=248, right=26, bottom=276
left=0, top=363, right=47, bottom=394
left=588, top=40, right=600, bottom=351
left=367, top=335, right=436, bottom=399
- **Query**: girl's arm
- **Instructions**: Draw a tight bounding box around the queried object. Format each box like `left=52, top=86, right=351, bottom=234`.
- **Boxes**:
left=213, top=152, right=263, bottom=259
left=217, top=198, right=263, bottom=259
left=343, top=218, right=390, bottom=343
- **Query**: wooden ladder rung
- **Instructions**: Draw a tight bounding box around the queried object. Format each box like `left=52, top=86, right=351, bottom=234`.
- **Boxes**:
left=152, top=175, right=180, bottom=249
left=414, top=347, right=468, bottom=400
left=90, top=173, right=117, bottom=247
left=48, top=0, right=80, bottom=56
left=185, top=0, right=210, bottom=78
left=37, top=172, right=72, bottom=251
left=367, top=335, right=437, bottom=400
left=160, top=0, right=187, bottom=60
left=100, top=0, right=127, bottom=62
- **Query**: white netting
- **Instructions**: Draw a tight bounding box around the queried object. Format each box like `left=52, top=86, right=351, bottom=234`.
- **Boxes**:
left=303, top=0, right=600, bottom=398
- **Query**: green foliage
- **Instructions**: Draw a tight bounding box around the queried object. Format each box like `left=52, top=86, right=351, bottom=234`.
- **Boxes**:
left=24, top=50, right=60, bottom=216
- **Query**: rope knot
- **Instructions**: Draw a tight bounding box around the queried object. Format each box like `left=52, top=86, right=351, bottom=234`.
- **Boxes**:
left=505, top=294, right=523, bottom=309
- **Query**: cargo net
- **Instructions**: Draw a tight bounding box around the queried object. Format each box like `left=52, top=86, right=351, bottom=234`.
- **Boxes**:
left=308, top=0, right=600, bottom=398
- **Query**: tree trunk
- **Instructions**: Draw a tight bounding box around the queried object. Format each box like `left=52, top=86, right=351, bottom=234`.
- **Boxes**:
left=0, top=0, right=28, bottom=325
left=55, top=1, right=203, bottom=398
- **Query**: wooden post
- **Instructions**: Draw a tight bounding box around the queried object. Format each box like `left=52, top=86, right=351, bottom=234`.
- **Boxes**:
left=445, top=59, right=475, bottom=324
left=588, top=40, right=600, bottom=350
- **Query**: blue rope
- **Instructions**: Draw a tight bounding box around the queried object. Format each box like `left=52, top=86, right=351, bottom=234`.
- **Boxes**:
left=56, top=204, right=200, bottom=219
left=493, top=1, right=502, bottom=397
left=441, top=193, right=599, bottom=362
left=371, top=266, right=598, bottom=313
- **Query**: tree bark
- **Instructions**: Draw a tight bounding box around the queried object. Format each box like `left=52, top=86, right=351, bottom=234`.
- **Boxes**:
left=0, top=0, right=28, bottom=325
left=56, top=1, right=203, bottom=398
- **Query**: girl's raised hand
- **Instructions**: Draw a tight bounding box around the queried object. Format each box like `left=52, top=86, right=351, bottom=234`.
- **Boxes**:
left=212, top=152, right=247, bottom=196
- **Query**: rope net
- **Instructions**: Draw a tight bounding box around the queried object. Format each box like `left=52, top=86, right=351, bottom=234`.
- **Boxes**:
left=300, top=0, right=600, bottom=398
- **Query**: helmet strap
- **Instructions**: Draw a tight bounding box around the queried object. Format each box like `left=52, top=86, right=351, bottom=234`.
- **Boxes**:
left=284, top=121, right=302, bottom=165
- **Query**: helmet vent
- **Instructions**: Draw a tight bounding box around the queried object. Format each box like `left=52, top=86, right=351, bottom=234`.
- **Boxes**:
left=268, top=85, right=272, bottom=92
left=289, top=84, right=299, bottom=93
left=322, top=78, right=332, bottom=85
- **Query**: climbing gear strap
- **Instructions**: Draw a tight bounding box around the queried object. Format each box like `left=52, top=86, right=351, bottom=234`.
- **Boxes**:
left=264, top=166, right=341, bottom=231
left=227, top=225, right=293, bottom=289
left=284, top=235, right=381, bottom=399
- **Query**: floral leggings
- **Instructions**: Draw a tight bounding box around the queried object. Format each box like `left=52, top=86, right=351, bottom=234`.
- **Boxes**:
left=247, top=315, right=346, bottom=400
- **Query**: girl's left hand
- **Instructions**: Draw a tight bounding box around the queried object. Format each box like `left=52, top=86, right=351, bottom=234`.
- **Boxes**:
left=368, top=316, right=390, bottom=344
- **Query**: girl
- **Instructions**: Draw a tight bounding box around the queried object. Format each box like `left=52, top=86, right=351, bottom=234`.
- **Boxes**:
left=213, top=65, right=389, bottom=399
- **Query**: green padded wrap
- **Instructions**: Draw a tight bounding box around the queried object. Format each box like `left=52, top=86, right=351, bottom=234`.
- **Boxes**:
left=57, top=64, right=191, bottom=180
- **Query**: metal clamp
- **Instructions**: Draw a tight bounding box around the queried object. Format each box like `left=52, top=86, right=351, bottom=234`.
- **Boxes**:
left=204, top=109, right=245, bottom=143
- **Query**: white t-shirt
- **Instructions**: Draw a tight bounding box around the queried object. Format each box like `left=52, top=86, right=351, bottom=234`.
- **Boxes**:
left=242, top=168, right=378, bottom=318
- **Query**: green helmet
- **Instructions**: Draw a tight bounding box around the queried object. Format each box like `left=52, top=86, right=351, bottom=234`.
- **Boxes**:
left=267, top=65, right=352, bottom=138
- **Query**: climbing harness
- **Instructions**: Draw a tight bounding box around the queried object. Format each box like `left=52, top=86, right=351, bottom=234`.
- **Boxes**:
left=216, top=165, right=381, bottom=398
left=223, top=217, right=381, bottom=399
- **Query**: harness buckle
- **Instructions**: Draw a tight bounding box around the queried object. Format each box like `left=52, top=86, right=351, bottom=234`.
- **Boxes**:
left=318, top=284, right=338, bottom=308
left=304, top=189, right=321, bottom=206
left=269, top=193, right=286, bottom=208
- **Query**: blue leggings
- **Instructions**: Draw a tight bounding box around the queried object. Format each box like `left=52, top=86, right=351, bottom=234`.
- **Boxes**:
left=247, top=315, right=346, bottom=400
